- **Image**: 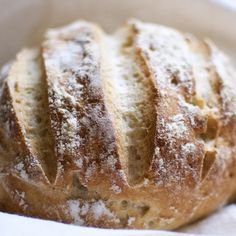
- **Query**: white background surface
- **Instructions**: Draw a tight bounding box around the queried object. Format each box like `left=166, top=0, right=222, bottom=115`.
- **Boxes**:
left=0, top=0, right=236, bottom=66
left=2, top=205, right=236, bottom=236
left=0, top=0, right=236, bottom=235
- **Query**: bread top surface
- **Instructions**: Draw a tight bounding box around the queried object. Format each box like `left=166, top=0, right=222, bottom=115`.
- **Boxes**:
left=0, top=19, right=236, bottom=229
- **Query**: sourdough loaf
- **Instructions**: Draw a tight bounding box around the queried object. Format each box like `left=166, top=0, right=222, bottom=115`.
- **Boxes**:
left=0, top=19, right=236, bottom=230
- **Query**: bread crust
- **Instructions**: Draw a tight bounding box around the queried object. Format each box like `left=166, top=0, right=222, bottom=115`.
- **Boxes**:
left=0, top=19, right=236, bottom=230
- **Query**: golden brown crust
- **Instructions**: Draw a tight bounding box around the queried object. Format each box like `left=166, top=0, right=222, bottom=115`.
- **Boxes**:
left=0, top=19, right=236, bottom=230
left=42, top=22, right=124, bottom=189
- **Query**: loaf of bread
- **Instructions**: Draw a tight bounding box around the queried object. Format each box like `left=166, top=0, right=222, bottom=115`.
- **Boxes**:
left=0, top=19, right=236, bottom=230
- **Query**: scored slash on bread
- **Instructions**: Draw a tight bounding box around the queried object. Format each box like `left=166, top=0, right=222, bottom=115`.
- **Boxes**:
left=0, top=50, right=50, bottom=184
left=0, top=19, right=236, bottom=230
